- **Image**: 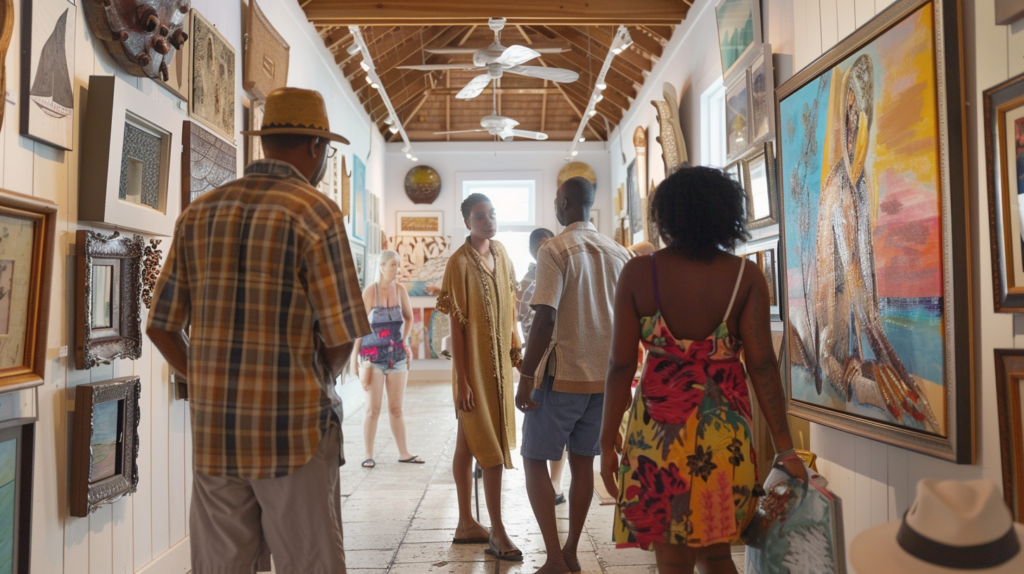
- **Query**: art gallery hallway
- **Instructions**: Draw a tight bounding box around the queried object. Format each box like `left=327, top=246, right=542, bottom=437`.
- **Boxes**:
left=294, top=379, right=746, bottom=574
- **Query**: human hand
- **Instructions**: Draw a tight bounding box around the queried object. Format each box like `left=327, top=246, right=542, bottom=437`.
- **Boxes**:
left=600, top=450, right=620, bottom=499
left=457, top=381, right=475, bottom=412
left=515, top=378, right=538, bottom=412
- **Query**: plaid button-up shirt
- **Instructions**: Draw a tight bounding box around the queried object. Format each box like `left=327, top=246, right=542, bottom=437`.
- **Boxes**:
left=148, top=159, right=370, bottom=478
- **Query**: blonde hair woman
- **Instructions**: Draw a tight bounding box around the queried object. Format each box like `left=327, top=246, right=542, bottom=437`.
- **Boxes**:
left=355, top=250, right=424, bottom=468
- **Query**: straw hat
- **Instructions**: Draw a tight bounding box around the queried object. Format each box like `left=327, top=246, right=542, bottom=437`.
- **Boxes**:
left=851, top=479, right=1024, bottom=573
left=240, top=87, right=350, bottom=144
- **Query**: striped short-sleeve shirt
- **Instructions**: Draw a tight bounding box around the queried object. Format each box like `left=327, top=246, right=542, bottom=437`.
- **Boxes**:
left=148, top=159, right=370, bottom=478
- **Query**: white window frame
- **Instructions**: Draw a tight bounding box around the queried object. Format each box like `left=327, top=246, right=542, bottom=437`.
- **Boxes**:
left=456, top=171, right=541, bottom=232
left=700, top=78, right=727, bottom=168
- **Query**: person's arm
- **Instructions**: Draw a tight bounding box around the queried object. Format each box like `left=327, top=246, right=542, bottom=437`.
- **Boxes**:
left=738, top=260, right=807, bottom=481
left=599, top=259, right=643, bottom=498
left=351, top=286, right=374, bottom=377
left=449, top=309, right=474, bottom=412
left=515, top=305, right=555, bottom=412
left=147, top=327, right=189, bottom=376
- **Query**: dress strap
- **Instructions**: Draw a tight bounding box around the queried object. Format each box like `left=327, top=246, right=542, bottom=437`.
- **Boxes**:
left=649, top=254, right=661, bottom=311
left=723, top=260, right=746, bottom=322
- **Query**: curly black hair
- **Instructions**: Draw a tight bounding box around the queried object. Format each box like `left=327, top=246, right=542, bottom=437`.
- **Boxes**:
left=461, top=193, right=492, bottom=220
left=649, top=165, right=750, bottom=261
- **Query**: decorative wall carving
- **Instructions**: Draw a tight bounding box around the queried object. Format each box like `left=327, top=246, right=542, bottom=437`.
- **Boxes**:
left=82, top=0, right=191, bottom=81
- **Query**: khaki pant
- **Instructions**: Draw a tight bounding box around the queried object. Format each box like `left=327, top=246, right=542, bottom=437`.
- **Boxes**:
left=190, top=424, right=346, bottom=574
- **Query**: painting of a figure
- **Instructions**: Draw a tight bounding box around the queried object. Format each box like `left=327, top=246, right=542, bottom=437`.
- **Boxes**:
left=781, top=5, right=947, bottom=436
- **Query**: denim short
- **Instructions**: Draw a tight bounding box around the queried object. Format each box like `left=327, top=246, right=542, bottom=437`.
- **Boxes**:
left=521, top=375, right=604, bottom=460
left=361, top=358, right=408, bottom=375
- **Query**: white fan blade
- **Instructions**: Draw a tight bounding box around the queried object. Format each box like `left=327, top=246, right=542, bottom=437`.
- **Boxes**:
left=397, top=64, right=480, bottom=71
left=510, top=129, right=549, bottom=141
left=456, top=74, right=492, bottom=99
left=434, top=129, right=489, bottom=135
left=495, top=45, right=541, bottom=67
left=427, top=45, right=566, bottom=55
left=507, top=65, right=579, bottom=83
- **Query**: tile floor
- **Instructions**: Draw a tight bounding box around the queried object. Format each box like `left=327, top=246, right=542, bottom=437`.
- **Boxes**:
left=273, top=380, right=745, bottom=573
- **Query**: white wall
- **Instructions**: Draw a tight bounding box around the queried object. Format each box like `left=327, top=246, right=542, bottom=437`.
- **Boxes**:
left=0, top=0, right=380, bottom=571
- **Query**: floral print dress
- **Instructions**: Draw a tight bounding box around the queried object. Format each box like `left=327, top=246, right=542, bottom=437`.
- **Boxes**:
left=614, top=256, right=760, bottom=550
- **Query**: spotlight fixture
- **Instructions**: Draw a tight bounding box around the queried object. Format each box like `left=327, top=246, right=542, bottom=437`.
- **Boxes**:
left=571, top=150, right=579, bottom=156
left=346, top=42, right=361, bottom=56
left=349, top=26, right=417, bottom=161
left=389, top=124, right=399, bottom=134
left=566, top=25, right=631, bottom=161
left=360, top=60, right=370, bottom=72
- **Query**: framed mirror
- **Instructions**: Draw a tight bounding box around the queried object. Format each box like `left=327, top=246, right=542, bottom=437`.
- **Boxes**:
left=75, top=230, right=144, bottom=370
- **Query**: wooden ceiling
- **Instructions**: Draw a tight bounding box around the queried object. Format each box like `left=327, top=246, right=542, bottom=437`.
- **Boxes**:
left=301, top=2, right=690, bottom=142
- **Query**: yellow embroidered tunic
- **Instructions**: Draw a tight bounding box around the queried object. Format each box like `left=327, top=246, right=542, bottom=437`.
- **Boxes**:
left=437, top=240, right=520, bottom=469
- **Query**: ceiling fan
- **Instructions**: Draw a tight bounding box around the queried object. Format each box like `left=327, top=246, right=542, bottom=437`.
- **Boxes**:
left=399, top=18, right=579, bottom=100
left=434, top=90, right=548, bottom=141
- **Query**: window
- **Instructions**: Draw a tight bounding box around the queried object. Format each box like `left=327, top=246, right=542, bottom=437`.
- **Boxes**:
left=700, top=78, right=727, bottom=168
left=461, top=177, right=538, bottom=278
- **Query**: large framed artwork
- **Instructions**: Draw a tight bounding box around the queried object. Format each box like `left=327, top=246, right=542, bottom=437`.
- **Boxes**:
left=75, top=230, right=144, bottom=370
left=994, top=349, right=1024, bottom=521
left=390, top=235, right=451, bottom=297
left=984, top=72, right=1024, bottom=312
left=777, top=0, right=970, bottom=462
left=396, top=211, right=443, bottom=236
left=20, top=0, right=76, bottom=150
left=715, top=0, right=761, bottom=83
left=0, top=419, right=34, bottom=574
left=79, top=75, right=183, bottom=237
left=190, top=10, right=235, bottom=142
left=70, top=377, right=141, bottom=517
left=182, top=121, right=237, bottom=209
left=0, top=190, right=56, bottom=393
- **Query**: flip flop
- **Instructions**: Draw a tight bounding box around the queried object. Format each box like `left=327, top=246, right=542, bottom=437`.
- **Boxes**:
left=399, top=455, right=426, bottom=464
left=361, top=459, right=375, bottom=468
left=554, top=492, right=566, bottom=505
left=451, top=536, right=490, bottom=544
left=484, top=540, right=523, bottom=562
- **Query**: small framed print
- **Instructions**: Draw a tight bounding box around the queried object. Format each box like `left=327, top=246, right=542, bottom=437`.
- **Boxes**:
left=397, top=211, right=443, bottom=236
left=742, top=142, right=778, bottom=229
left=726, top=71, right=752, bottom=161
left=716, top=0, right=762, bottom=83
left=748, top=45, right=775, bottom=146
left=744, top=236, right=781, bottom=321
left=75, top=230, right=144, bottom=370
left=70, top=377, right=141, bottom=517
left=995, top=349, right=1024, bottom=520
left=985, top=72, right=1024, bottom=312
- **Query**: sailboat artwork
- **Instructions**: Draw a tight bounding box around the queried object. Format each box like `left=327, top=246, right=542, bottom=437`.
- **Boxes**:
left=30, top=9, right=74, bottom=119
left=21, top=0, right=76, bottom=150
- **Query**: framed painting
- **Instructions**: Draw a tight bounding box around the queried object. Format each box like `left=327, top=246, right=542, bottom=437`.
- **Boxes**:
left=190, top=10, right=235, bottom=142
left=352, top=156, right=367, bottom=242
left=626, top=160, right=642, bottom=244
left=182, top=121, right=237, bottom=209
left=397, top=211, right=443, bottom=236
left=75, top=230, right=144, bottom=370
left=244, top=100, right=265, bottom=166
left=0, top=419, right=34, bottom=574
left=70, top=377, right=141, bottom=517
left=390, top=235, right=451, bottom=297
left=995, top=349, right=1024, bottom=521
left=0, top=190, right=56, bottom=393
left=744, top=237, right=781, bottom=321
left=726, top=71, right=752, bottom=161
left=716, top=0, right=761, bottom=83
left=749, top=45, right=775, bottom=146
left=20, top=0, right=76, bottom=150
left=777, top=0, right=970, bottom=462
left=983, top=72, right=1024, bottom=312
left=79, top=75, right=183, bottom=237
left=156, top=8, right=191, bottom=101
left=742, top=142, right=778, bottom=229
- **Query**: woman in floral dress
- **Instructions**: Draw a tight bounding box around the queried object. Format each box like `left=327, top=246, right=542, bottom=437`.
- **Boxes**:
left=600, top=166, right=806, bottom=573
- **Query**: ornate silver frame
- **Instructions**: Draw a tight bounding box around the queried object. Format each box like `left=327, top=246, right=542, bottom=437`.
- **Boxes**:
left=775, top=0, right=972, bottom=463
left=70, top=376, right=140, bottom=517
left=75, top=230, right=144, bottom=370
left=742, top=141, right=779, bottom=230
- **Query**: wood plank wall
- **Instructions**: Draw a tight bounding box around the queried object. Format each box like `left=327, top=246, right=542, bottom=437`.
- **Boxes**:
left=785, top=0, right=1011, bottom=567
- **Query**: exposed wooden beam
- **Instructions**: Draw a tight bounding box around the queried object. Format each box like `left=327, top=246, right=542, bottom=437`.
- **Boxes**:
left=643, top=25, right=675, bottom=44
left=302, top=0, right=691, bottom=26
left=530, top=26, right=645, bottom=87
left=627, top=26, right=664, bottom=59
left=540, top=52, right=634, bottom=110
left=445, top=73, right=451, bottom=142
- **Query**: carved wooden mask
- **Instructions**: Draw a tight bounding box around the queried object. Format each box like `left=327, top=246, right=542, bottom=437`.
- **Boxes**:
left=83, top=0, right=191, bottom=81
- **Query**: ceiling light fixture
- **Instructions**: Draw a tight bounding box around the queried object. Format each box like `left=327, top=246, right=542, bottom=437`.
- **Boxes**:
left=349, top=26, right=417, bottom=161
left=566, top=25, right=632, bottom=161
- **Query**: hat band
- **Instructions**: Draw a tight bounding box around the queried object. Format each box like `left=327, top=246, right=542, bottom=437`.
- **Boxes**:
left=897, top=516, right=1020, bottom=569
left=262, top=122, right=329, bottom=131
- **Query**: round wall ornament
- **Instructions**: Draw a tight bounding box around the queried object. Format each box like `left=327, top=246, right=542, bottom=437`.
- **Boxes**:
left=557, top=161, right=597, bottom=188
left=404, top=166, right=442, bottom=204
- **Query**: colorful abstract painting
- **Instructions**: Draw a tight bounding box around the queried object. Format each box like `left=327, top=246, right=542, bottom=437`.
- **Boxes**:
left=390, top=236, right=451, bottom=297
left=781, top=5, right=947, bottom=435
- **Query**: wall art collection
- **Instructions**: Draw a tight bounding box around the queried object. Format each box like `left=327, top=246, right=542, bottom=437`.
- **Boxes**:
left=777, top=0, right=970, bottom=462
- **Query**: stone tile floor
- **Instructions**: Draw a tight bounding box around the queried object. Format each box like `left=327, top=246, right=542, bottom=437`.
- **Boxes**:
left=278, top=380, right=744, bottom=573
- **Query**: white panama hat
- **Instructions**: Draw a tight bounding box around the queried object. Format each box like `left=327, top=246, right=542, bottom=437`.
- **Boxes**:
left=851, top=479, right=1024, bottom=573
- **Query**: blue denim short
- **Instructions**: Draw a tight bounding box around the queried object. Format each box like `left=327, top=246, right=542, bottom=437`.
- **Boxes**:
left=361, top=358, right=408, bottom=375
left=521, top=375, right=604, bottom=460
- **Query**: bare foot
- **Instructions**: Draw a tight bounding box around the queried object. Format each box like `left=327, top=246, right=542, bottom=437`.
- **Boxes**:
left=454, top=519, right=489, bottom=541
left=489, top=529, right=520, bottom=555
left=533, top=560, right=572, bottom=574
left=562, top=550, right=581, bottom=574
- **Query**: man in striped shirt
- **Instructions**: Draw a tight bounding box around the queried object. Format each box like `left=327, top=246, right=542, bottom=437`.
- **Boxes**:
left=148, top=88, right=370, bottom=573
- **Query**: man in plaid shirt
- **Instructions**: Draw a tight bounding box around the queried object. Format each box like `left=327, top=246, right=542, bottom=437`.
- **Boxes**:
left=148, top=88, right=370, bottom=573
